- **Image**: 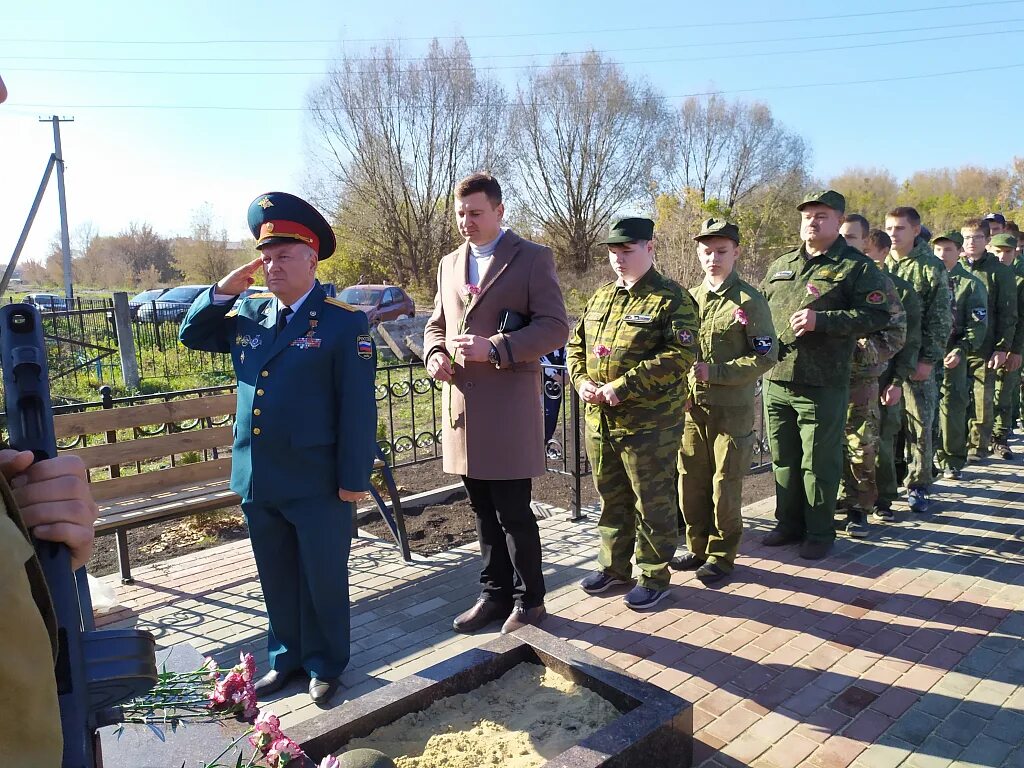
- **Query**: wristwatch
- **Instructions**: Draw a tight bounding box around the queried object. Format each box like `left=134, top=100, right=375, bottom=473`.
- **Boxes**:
left=488, top=342, right=500, bottom=367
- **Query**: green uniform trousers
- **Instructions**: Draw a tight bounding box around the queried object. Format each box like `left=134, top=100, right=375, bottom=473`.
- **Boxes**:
left=678, top=403, right=753, bottom=572
left=586, top=424, right=683, bottom=590
left=841, top=378, right=880, bottom=512
left=877, top=399, right=902, bottom=505
left=937, top=361, right=970, bottom=471
left=967, top=355, right=997, bottom=453
left=900, top=376, right=936, bottom=489
left=765, top=380, right=846, bottom=544
left=994, top=365, right=1023, bottom=442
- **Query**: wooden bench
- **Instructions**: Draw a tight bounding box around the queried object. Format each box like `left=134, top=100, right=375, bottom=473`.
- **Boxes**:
left=55, top=390, right=411, bottom=584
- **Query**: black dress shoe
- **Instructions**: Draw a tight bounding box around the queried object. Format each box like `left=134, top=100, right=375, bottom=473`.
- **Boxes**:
left=309, top=676, right=339, bottom=706
left=253, top=669, right=301, bottom=697
left=669, top=552, right=706, bottom=571
left=799, top=539, right=833, bottom=560
left=453, top=599, right=512, bottom=634
left=762, top=529, right=801, bottom=547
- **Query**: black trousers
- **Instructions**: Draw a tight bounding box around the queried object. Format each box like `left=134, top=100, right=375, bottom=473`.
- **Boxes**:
left=461, top=476, right=546, bottom=609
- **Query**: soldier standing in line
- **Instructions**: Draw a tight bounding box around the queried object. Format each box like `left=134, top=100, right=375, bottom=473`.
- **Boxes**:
left=669, top=219, right=777, bottom=583
left=990, top=233, right=1024, bottom=459
left=761, top=191, right=890, bottom=560
left=568, top=217, right=698, bottom=610
left=932, top=231, right=988, bottom=479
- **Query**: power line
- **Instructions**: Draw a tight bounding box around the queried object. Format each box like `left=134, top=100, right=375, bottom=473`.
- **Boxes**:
left=0, top=0, right=1019, bottom=45
left=9, top=60, right=1024, bottom=112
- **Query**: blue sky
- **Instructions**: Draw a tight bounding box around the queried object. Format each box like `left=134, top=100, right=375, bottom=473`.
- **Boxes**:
left=2, top=0, right=1023, bottom=266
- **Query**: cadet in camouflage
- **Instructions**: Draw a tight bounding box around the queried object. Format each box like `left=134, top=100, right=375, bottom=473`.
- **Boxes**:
left=568, top=217, right=698, bottom=610
left=672, top=219, right=777, bottom=582
left=932, top=232, right=988, bottom=476
left=991, top=233, right=1024, bottom=458
left=761, top=191, right=890, bottom=560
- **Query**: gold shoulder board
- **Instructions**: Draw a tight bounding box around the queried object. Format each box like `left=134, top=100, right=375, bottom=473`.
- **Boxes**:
left=246, top=292, right=273, bottom=299
left=325, top=296, right=357, bottom=311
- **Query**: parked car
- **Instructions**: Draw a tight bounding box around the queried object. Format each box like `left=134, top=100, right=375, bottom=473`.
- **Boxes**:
left=337, top=285, right=415, bottom=325
left=136, top=285, right=210, bottom=323
left=23, top=293, right=68, bottom=312
left=127, top=288, right=169, bottom=319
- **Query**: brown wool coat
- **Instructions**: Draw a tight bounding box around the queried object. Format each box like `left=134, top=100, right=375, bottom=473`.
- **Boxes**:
left=424, top=230, right=569, bottom=480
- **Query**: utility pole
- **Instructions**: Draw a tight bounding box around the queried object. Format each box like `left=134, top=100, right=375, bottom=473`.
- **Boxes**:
left=41, top=115, right=74, bottom=299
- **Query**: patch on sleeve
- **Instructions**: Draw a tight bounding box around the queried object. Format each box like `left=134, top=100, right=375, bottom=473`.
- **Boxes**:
left=356, top=334, right=374, bottom=359
left=866, top=290, right=885, bottom=305
left=678, top=329, right=694, bottom=346
left=972, top=307, right=988, bottom=322
left=769, top=270, right=795, bottom=281
left=752, top=336, right=774, bottom=356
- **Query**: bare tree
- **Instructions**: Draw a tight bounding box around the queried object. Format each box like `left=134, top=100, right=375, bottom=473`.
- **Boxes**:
left=508, top=51, right=671, bottom=273
left=307, top=38, right=505, bottom=288
left=172, top=204, right=242, bottom=283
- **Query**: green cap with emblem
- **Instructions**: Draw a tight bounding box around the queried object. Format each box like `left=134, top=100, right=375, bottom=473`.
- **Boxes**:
left=694, top=217, right=740, bottom=244
left=991, top=233, right=1018, bottom=249
left=931, top=230, right=964, bottom=248
left=797, top=189, right=846, bottom=215
left=599, top=216, right=655, bottom=244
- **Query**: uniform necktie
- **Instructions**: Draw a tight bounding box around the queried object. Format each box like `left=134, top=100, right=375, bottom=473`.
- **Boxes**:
left=277, top=306, right=292, bottom=334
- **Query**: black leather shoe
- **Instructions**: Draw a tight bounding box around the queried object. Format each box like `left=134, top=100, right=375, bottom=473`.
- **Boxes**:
left=253, top=669, right=301, bottom=697
left=309, top=676, right=339, bottom=706
left=799, top=539, right=833, bottom=560
left=762, top=529, right=801, bottom=547
left=452, top=599, right=512, bottom=634
left=669, top=552, right=705, bottom=571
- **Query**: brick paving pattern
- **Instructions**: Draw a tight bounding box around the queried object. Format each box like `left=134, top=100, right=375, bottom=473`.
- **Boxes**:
left=99, top=453, right=1024, bottom=767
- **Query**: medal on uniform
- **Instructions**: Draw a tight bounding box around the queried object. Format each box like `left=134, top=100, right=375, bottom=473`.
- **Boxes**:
left=240, top=351, right=245, bottom=363
left=250, top=336, right=262, bottom=348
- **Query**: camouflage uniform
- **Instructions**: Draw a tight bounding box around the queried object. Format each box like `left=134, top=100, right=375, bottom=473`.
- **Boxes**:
left=962, top=252, right=1017, bottom=454
left=567, top=266, right=698, bottom=589
left=762, top=235, right=890, bottom=544
left=936, top=262, right=988, bottom=471
left=679, top=270, right=777, bottom=572
left=884, top=241, right=953, bottom=490
left=993, top=259, right=1024, bottom=446
left=841, top=274, right=906, bottom=514
left=877, top=274, right=922, bottom=506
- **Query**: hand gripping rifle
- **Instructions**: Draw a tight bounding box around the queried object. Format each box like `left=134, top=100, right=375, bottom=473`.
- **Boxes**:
left=0, top=304, right=158, bottom=767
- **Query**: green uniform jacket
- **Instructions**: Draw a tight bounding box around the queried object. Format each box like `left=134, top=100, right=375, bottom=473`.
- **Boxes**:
left=961, top=252, right=1017, bottom=358
left=1010, top=262, right=1024, bottom=355
left=850, top=273, right=907, bottom=381
left=761, top=236, right=890, bottom=387
left=884, top=241, right=953, bottom=367
left=946, top=261, right=989, bottom=358
left=688, top=271, right=778, bottom=405
left=885, top=272, right=922, bottom=386
left=567, top=266, right=698, bottom=436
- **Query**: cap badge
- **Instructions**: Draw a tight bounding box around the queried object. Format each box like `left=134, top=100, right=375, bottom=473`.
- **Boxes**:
left=257, top=196, right=274, bottom=209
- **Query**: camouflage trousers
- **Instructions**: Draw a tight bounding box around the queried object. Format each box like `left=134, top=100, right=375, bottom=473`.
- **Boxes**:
left=967, top=356, right=997, bottom=453
left=585, top=423, right=684, bottom=590
left=877, top=397, right=903, bottom=505
left=900, top=375, right=937, bottom=489
left=936, top=360, right=970, bottom=471
left=993, top=365, right=1023, bottom=443
left=678, top=403, right=754, bottom=572
left=841, top=377, right=880, bottom=512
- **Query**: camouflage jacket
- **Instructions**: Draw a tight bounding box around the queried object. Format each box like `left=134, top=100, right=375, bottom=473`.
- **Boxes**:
left=884, top=241, right=952, bottom=366
left=567, top=266, right=698, bottom=436
left=1011, top=261, right=1024, bottom=355
left=761, top=236, right=890, bottom=387
left=688, top=271, right=778, bottom=406
left=946, top=261, right=988, bottom=359
left=882, top=272, right=921, bottom=387
left=850, top=273, right=906, bottom=381
left=961, top=252, right=1018, bottom=357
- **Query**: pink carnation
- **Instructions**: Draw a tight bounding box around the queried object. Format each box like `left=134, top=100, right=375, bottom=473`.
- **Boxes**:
left=239, top=652, right=257, bottom=683
left=255, top=711, right=284, bottom=740
left=462, top=283, right=481, bottom=298
left=806, top=283, right=820, bottom=298
left=319, top=757, right=342, bottom=768
left=733, top=308, right=748, bottom=325
left=593, top=344, right=612, bottom=358
left=202, top=656, right=219, bottom=681
left=268, top=736, right=305, bottom=766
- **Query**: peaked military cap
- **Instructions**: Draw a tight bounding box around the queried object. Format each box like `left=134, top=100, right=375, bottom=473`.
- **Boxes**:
left=247, top=192, right=337, bottom=260
left=694, top=217, right=741, bottom=244
left=599, top=216, right=655, bottom=244
left=990, top=233, right=1018, bottom=249
left=797, top=189, right=846, bottom=215
left=931, top=230, right=964, bottom=248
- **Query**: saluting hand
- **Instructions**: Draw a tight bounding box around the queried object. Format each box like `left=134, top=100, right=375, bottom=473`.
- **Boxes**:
left=789, top=309, right=817, bottom=337
left=216, top=256, right=264, bottom=296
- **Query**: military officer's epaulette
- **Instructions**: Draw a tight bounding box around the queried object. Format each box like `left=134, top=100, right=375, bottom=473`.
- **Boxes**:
left=324, top=296, right=358, bottom=311
left=226, top=309, right=239, bottom=318
left=245, top=292, right=274, bottom=300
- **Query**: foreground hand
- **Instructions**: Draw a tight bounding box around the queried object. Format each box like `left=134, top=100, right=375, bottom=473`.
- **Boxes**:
left=0, top=451, right=97, bottom=570
left=595, top=383, right=621, bottom=406
left=578, top=380, right=602, bottom=404
left=1008, top=353, right=1023, bottom=372
left=338, top=488, right=364, bottom=503
left=216, top=256, right=264, bottom=296
left=881, top=383, right=902, bottom=406
left=451, top=334, right=490, bottom=362
left=426, top=351, right=453, bottom=382
left=910, top=361, right=934, bottom=381
left=944, top=351, right=962, bottom=370
left=789, top=309, right=817, bottom=337
left=989, top=351, right=1008, bottom=369
left=692, top=362, right=710, bottom=382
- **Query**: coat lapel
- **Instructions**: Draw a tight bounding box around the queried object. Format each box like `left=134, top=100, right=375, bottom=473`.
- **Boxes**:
left=469, top=231, right=519, bottom=316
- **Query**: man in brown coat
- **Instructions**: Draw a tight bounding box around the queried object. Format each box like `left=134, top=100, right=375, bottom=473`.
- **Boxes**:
left=424, top=172, right=569, bottom=635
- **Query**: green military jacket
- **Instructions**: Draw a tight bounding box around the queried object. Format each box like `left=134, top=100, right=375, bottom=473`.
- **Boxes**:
left=884, top=271, right=922, bottom=386
left=961, top=251, right=1017, bottom=358
left=1010, top=261, right=1024, bottom=355
left=567, top=265, right=698, bottom=436
left=850, top=273, right=906, bottom=381
left=884, top=241, right=952, bottom=367
left=761, top=236, right=890, bottom=387
left=688, top=271, right=778, bottom=406
left=945, top=261, right=988, bottom=359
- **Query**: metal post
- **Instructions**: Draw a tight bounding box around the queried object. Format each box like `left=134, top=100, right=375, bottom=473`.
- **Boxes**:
left=41, top=116, right=75, bottom=299
left=2, top=154, right=57, bottom=297
left=111, top=292, right=140, bottom=390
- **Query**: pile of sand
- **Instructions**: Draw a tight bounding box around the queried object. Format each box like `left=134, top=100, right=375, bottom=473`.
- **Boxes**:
left=342, top=662, right=620, bottom=768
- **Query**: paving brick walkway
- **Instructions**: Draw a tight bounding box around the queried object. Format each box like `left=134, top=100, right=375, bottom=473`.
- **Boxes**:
left=99, top=452, right=1024, bottom=767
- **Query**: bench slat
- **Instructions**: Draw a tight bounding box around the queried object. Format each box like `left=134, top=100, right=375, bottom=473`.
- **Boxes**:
left=88, top=457, right=235, bottom=502
left=67, top=426, right=233, bottom=469
left=55, top=394, right=237, bottom=439
left=96, top=486, right=240, bottom=533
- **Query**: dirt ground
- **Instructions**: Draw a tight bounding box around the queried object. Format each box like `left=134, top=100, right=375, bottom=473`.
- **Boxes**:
left=86, top=461, right=777, bottom=576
